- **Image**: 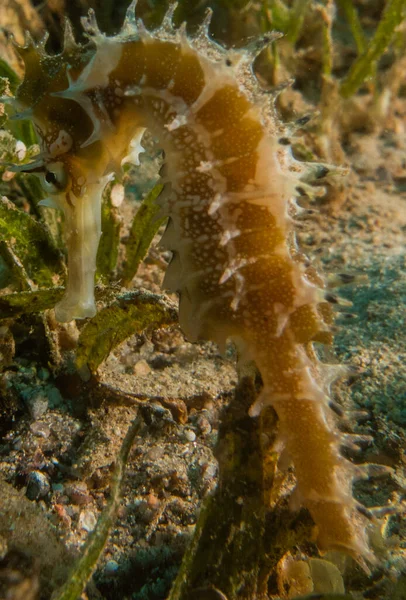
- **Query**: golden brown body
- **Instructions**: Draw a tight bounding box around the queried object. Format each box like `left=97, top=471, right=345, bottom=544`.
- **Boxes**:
left=12, top=4, right=373, bottom=568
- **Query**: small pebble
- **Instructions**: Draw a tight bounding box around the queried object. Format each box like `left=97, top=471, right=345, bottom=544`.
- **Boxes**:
left=145, top=447, right=164, bottom=462
left=65, top=482, right=92, bottom=505
left=27, top=394, right=48, bottom=420
left=146, top=493, right=160, bottom=510
left=105, top=560, right=119, bottom=575
left=37, top=367, right=50, bottom=381
left=30, top=421, right=51, bottom=438
left=46, top=386, right=63, bottom=408
left=26, top=471, right=50, bottom=500
left=133, top=359, right=151, bottom=376
left=139, top=340, right=154, bottom=357
left=52, top=483, right=65, bottom=494
left=196, top=415, right=212, bottom=435
left=202, top=462, right=217, bottom=481
left=54, top=503, right=72, bottom=527
left=12, top=436, right=22, bottom=451
left=78, top=509, right=97, bottom=532
left=184, top=429, right=196, bottom=442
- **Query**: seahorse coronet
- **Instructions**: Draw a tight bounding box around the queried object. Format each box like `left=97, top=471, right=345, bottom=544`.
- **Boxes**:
left=7, top=2, right=378, bottom=570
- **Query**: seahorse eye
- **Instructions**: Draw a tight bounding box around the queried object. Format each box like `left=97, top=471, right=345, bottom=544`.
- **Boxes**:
left=42, top=162, right=69, bottom=193
left=45, top=171, right=57, bottom=185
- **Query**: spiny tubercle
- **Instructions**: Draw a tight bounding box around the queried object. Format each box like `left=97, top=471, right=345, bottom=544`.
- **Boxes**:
left=12, top=3, right=375, bottom=569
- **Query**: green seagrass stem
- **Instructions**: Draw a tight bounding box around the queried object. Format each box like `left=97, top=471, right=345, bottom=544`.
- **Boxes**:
left=53, top=415, right=142, bottom=600
left=336, top=0, right=367, bottom=55
left=287, top=0, right=312, bottom=44
left=340, top=0, right=406, bottom=98
left=168, top=376, right=267, bottom=600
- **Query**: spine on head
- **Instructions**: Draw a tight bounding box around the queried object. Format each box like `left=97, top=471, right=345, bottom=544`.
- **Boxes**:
left=12, top=1, right=375, bottom=569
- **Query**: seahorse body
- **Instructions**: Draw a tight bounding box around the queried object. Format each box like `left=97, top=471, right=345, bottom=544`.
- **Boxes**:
left=11, top=3, right=374, bottom=568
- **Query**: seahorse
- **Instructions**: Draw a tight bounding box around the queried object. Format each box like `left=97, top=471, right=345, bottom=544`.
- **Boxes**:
left=7, top=1, right=376, bottom=569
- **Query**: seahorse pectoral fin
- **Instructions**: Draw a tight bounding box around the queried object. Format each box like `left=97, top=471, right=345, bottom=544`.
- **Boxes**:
left=54, top=176, right=111, bottom=322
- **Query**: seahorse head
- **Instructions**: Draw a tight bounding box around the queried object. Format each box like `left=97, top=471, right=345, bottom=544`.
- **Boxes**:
left=14, top=28, right=108, bottom=199
left=12, top=23, right=125, bottom=321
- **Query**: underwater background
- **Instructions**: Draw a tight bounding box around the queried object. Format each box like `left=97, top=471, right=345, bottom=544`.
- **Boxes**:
left=0, top=0, right=405, bottom=599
